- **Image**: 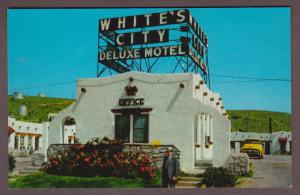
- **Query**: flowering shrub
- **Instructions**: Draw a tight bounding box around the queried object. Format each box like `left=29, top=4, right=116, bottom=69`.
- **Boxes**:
left=42, top=137, right=157, bottom=179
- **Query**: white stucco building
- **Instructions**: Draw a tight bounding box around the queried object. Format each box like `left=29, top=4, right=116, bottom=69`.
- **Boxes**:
left=8, top=117, right=49, bottom=156
left=48, top=72, right=231, bottom=173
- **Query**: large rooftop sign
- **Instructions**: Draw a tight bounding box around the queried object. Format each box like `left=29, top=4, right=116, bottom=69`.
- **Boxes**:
left=98, top=9, right=210, bottom=86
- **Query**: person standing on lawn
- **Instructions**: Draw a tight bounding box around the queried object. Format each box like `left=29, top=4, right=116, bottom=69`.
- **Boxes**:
left=162, top=147, right=180, bottom=188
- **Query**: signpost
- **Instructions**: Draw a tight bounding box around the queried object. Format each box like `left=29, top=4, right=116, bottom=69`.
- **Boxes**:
left=98, top=9, right=210, bottom=87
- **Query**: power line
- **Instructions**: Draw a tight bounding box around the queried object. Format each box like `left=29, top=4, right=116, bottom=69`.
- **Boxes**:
left=213, top=78, right=291, bottom=84
left=211, top=73, right=291, bottom=81
left=210, top=73, right=290, bottom=85
left=12, top=80, right=76, bottom=91
left=9, top=73, right=291, bottom=91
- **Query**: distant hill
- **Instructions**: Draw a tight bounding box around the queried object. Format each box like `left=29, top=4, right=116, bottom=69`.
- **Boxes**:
left=227, top=110, right=291, bottom=133
left=8, top=95, right=74, bottom=123
left=8, top=96, right=291, bottom=133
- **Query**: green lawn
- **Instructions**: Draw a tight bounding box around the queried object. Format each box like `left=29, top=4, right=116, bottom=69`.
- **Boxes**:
left=9, top=172, right=162, bottom=188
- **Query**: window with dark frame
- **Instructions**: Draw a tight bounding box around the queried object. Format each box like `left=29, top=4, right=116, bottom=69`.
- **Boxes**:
left=133, top=114, right=149, bottom=143
left=20, top=136, right=25, bottom=150
left=114, top=113, right=149, bottom=143
left=28, top=136, right=32, bottom=149
left=115, top=114, right=130, bottom=143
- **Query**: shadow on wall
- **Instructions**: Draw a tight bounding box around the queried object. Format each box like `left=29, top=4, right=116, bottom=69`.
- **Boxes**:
left=166, top=87, right=183, bottom=112
left=71, top=90, right=85, bottom=112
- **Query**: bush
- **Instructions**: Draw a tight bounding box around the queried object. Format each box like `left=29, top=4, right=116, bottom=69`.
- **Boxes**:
left=9, top=153, right=16, bottom=172
left=200, top=167, right=236, bottom=187
left=42, top=137, right=157, bottom=180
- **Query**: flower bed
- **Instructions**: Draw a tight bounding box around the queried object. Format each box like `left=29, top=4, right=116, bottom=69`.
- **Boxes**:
left=42, top=137, right=157, bottom=179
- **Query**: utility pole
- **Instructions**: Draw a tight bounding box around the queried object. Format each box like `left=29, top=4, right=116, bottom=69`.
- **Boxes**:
left=245, top=117, right=250, bottom=132
left=269, top=117, right=272, bottom=133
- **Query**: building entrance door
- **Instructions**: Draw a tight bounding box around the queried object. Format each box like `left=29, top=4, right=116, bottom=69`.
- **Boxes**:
left=35, top=137, right=39, bottom=150
left=264, top=142, right=271, bottom=155
left=194, top=114, right=213, bottom=167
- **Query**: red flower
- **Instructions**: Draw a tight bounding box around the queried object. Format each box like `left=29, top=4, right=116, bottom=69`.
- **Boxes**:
left=84, top=157, right=90, bottom=163
left=52, top=160, right=59, bottom=166
left=278, top=137, right=288, bottom=142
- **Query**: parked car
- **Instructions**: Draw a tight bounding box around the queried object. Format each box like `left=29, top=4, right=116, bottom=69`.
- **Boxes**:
left=240, top=139, right=264, bottom=159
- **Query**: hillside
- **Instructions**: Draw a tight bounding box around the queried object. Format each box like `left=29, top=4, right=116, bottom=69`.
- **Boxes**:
left=227, top=110, right=291, bottom=133
left=8, top=95, right=74, bottom=123
left=8, top=96, right=291, bottom=132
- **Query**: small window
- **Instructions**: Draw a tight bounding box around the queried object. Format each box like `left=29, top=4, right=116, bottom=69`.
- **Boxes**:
left=115, top=115, right=130, bottom=143
left=28, top=136, right=32, bottom=148
left=20, top=136, right=25, bottom=147
left=133, top=114, right=149, bottom=143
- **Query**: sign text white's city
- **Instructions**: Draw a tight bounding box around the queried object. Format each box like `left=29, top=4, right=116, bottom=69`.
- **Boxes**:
left=99, top=9, right=208, bottom=46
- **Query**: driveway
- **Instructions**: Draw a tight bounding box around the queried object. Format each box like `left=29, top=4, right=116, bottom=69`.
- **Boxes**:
left=235, top=155, right=292, bottom=188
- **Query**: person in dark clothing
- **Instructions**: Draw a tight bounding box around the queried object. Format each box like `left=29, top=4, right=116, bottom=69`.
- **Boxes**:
left=162, top=147, right=180, bottom=188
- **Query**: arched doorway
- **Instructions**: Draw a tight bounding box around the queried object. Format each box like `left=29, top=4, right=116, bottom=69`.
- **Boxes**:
left=61, top=116, right=77, bottom=144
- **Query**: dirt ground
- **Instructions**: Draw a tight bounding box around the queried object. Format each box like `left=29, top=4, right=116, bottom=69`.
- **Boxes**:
left=235, top=155, right=292, bottom=188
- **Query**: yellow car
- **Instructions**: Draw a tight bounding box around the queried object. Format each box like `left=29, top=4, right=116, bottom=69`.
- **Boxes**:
left=240, top=139, right=264, bottom=159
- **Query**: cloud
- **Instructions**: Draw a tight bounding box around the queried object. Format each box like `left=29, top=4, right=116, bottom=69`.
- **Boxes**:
left=13, top=56, right=28, bottom=64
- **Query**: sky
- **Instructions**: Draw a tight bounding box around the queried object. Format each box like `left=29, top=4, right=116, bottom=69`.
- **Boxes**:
left=7, top=8, right=291, bottom=113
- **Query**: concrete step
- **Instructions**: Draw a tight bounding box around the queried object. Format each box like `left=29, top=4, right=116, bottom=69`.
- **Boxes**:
left=195, top=161, right=212, bottom=167
left=178, top=176, right=202, bottom=182
left=19, top=169, right=40, bottom=175
left=23, top=166, right=41, bottom=171
left=176, top=186, right=195, bottom=188
left=196, top=159, right=212, bottom=163
left=194, top=166, right=211, bottom=170
left=15, top=161, right=31, bottom=165
left=177, top=180, right=200, bottom=187
left=184, top=168, right=205, bottom=175
left=17, top=165, right=41, bottom=175
left=176, top=176, right=202, bottom=188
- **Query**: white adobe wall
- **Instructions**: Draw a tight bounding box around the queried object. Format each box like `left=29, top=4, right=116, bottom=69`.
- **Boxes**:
left=48, top=72, right=230, bottom=172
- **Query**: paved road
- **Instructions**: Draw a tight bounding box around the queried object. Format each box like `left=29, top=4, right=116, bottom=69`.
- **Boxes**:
left=236, top=155, right=292, bottom=188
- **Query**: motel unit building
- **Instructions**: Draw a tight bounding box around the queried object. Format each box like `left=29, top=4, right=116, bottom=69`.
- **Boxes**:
left=230, top=131, right=292, bottom=155
left=8, top=117, right=49, bottom=155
